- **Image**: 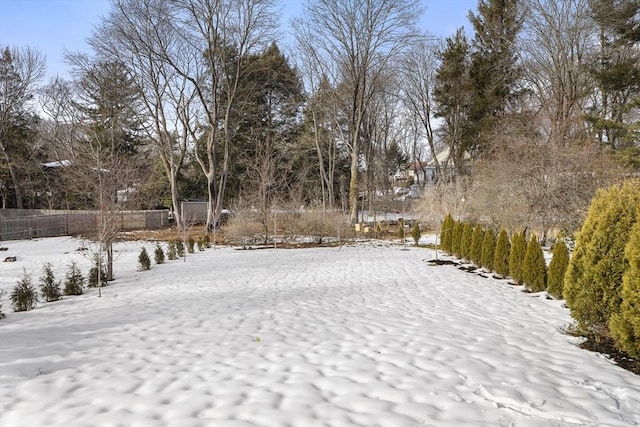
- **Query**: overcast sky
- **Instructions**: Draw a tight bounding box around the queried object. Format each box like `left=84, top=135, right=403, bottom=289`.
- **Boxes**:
left=0, top=0, right=478, bottom=79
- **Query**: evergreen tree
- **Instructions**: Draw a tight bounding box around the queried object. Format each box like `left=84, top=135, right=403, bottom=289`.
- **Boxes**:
left=39, top=262, right=61, bottom=302
left=564, top=180, right=640, bottom=333
left=175, top=239, right=185, bottom=258
left=138, top=247, right=151, bottom=271
left=547, top=239, right=570, bottom=299
left=63, top=261, right=84, bottom=296
left=440, top=214, right=455, bottom=253
left=154, top=243, right=165, bottom=264
left=494, top=228, right=511, bottom=278
left=411, top=221, right=421, bottom=246
left=610, top=205, right=640, bottom=357
left=451, top=221, right=465, bottom=258
left=481, top=228, right=496, bottom=271
left=509, top=231, right=526, bottom=284
left=461, top=222, right=473, bottom=261
left=88, top=255, right=108, bottom=288
left=167, top=241, right=178, bottom=260
left=470, top=225, right=485, bottom=266
left=187, top=237, right=195, bottom=253
left=11, top=270, right=38, bottom=312
left=523, top=236, right=547, bottom=292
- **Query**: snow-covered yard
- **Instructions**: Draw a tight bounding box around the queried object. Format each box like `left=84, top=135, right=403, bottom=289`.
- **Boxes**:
left=0, top=237, right=639, bottom=427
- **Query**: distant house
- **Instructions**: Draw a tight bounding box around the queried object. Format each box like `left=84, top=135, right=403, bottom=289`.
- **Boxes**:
left=395, top=147, right=471, bottom=187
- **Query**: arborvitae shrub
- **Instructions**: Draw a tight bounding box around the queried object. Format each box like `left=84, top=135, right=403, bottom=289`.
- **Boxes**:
left=202, top=234, right=211, bottom=248
left=441, top=214, right=454, bottom=253
left=494, top=229, right=511, bottom=278
left=167, top=241, right=178, bottom=260
left=187, top=237, right=195, bottom=253
left=460, top=222, right=473, bottom=261
left=11, top=271, right=38, bottom=312
left=509, top=231, right=526, bottom=285
left=470, top=225, right=484, bottom=266
left=564, top=180, right=640, bottom=333
left=547, top=239, right=570, bottom=299
left=88, top=255, right=108, bottom=288
left=138, top=247, right=151, bottom=271
left=451, top=221, right=464, bottom=258
left=523, top=236, right=547, bottom=292
left=175, top=239, right=185, bottom=258
left=154, top=243, right=165, bottom=264
left=609, top=206, right=640, bottom=357
left=481, top=228, right=496, bottom=271
left=397, top=218, right=406, bottom=241
left=411, top=221, right=421, bottom=245
left=63, top=261, right=84, bottom=296
left=39, top=262, right=61, bottom=302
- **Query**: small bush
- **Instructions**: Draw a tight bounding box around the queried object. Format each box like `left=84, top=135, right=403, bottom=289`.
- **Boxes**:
left=88, top=255, right=108, bottom=288
left=481, top=228, right=496, bottom=271
left=187, top=237, right=195, bottom=253
left=138, top=247, right=151, bottom=271
left=411, top=222, right=421, bottom=246
left=397, top=218, right=406, bottom=241
left=523, top=236, right=547, bottom=292
left=440, top=214, right=455, bottom=253
left=63, top=261, right=84, bottom=296
left=451, top=221, right=464, bottom=258
left=470, top=225, right=484, bottom=266
left=509, top=231, right=526, bottom=285
left=460, top=222, right=473, bottom=261
left=167, top=241, right=178, bottom=260
left=154, top=243, right=165, bottom=264
left=175, top=239, right=185, bottom=258
left=547, top=239, right=569, bottom=299
left=11, top=271, right=38, bottom=312
left=493, top=229, right=511, bottom=278
left=40, top=262, right=61, bottom=302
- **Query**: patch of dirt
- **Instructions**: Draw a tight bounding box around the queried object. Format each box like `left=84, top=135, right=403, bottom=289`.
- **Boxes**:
left=579, top=336, right=639, bottom=376
left=425, top=259, right=459, bottom=266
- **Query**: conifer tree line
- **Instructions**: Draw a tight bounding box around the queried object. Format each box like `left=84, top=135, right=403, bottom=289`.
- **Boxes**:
left=439, top=177, right=640, bottom=359
left=1, top=0, right=638, bottom=236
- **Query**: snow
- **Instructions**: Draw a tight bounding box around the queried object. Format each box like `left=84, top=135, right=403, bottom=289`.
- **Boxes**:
left=1, top=236, right=639, bottom=427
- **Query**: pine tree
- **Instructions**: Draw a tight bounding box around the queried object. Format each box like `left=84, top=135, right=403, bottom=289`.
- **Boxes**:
left=451, top=221, right=464, bottom=258
left=63, top=261, right=84, bottom=296
left=88, top=255, right=108, bottom=288
left=494, top=228, right=511, bottom=278
left=564, top=180, right=640, bottom=333
left=481, top=228, right=496, bottom=271
left=411, top=221, right=421, bottom=245
left=175, top=239, right=185, bottom=258
left=187, top=237, right=195, bottom=253
left=39, top=262, right=61, bottom=302
left=509, top=231, right=526, bottom=284
left=154, top=243, right=165, bottom=264
left=609, top=205, right=640, bottom=357
left=167, top=241, right=178, bottom=260
left=523, top=236, right=546, bottom=292
left=441, top=214, right=455, bottom=253
left=461, top=222, right=473, bottom=261
left=547, top=239, right=570, bottom=299
left=11, top=270, right=38, bottom=312
left=138, top=247, right=151, bottom=271
left=470, top=225, right=484, bottom=266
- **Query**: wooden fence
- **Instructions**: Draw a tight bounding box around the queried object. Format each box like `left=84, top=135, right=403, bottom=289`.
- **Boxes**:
left=0, top=209, right=170, bottom=241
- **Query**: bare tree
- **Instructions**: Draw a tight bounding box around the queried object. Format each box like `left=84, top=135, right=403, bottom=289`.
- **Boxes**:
left=0, top=46, right=45, bottom=209
left=294, top=0, right=421, bottom=224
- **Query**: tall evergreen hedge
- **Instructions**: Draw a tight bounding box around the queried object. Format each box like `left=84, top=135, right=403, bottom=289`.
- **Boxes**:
left=547, top=239, right=569, bottom=299
left=509, top=231, right=526, bottom=285
left=461, top=222, right=473, bottom=261
left=564, top=180, right=640, bottom=333
left=470, top=225, right=485, bottom=266
left=494, top=229, right=511, bottom=278
left=451, top=221, right=464, bottom=258
left=523, top=236, right=546, bottom=292
left=441, top=214, right=455, bottom=253
left=610, top=204, right=640, bottom=357
left=481, top=229, right=496, bottom=271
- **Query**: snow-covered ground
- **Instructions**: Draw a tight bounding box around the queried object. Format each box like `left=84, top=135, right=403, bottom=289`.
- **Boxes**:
left=0, top=236, right=639, bottom=427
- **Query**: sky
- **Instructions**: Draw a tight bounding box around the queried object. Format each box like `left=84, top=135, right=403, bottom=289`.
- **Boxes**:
left=0, top=0, right=478, bottom=80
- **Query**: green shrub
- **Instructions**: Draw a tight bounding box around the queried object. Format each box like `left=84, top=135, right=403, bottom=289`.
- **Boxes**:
left=547, top=239, right=569, bottom=299
left=470, top=225, right=484, bottom=266
left=397, top=218, right=406, bottom=241
left=440, top=214, right=455, bottom=253
left=494, top=229, right=511, bottom=278
left=481, top=228, right=496, bottom=271
left=11, top=271, right=38, bottom=312
left=509, top=231, right=526, bottom=285
left=460, top=222, right=473, bottom=261
left=167, top=241, right=178, bottom=260
left=411, top=222, right=421, bottom=245
left=523, top=236, right=546, bottom=292
left=175, top=239, right=185, bottom=258
left=564, top=180, right=640, bottom=333
left=187, top=237, right=195, bottom=253
left=154, top=243, right=165, bottom=264
left=451, top=221, right=464, bottom=258
left=63, top=261, right=84, bottom=296
left=609, top=205, right=640, bottom=357
left=39, top=262, right=61, bottom=302
left=138, top=247, right=151, bottom=271
left=88, top=255, right=108, bottom=288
